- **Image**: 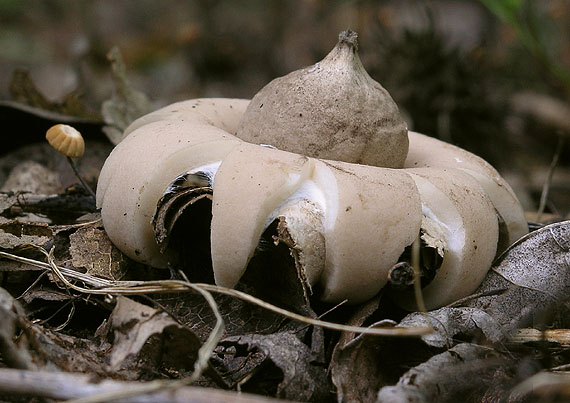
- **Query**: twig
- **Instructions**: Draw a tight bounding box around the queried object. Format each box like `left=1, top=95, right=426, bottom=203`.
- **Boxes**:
left=35, top=296, right=76, bottom=330
left=445, top=288, right=508, bottom=308
left=0, top=249, right=432, bottom=337
left=39, top=247, right=223, bottom=403
left=16, top=270, right=48, bottom=300
left=510, top=328, right=570, bottom=345
left=0, top=368, right=273, bottom=403
left=536, top=135, right=564, bottom=222
left=294, top=299, right=348, bottom=334
left=550, top=363, right=570, bottom=372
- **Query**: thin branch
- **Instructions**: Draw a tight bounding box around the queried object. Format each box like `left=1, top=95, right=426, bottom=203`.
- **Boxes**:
left=39, top=247, right=223, bottom=403
left=445, top=288, right=508, bottom=308
left=0, top=368, right=273, bottom=403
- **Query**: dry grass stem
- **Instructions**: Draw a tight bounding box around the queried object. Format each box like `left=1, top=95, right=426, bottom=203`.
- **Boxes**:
left=536, top=135, right=564, bottom=222
left=0, top=249, right=431, bottom=337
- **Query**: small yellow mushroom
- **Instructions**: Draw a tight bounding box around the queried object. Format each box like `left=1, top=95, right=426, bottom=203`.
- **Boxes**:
left=46, top=123, right=95, bottom=199
left=46, top=124, right=85, bottom=158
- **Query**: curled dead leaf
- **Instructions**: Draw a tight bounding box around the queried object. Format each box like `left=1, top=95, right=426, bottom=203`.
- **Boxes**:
left=466, top=220, right=570, bottom=332
left=107, top=296, right=202, bottom=377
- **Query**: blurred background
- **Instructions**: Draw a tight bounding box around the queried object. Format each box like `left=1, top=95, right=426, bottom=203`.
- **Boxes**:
left=0, top=0, right=569, bottom=217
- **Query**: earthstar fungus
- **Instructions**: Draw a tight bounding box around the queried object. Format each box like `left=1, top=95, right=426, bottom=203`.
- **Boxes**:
left=96, top=31, right=527, bottom=309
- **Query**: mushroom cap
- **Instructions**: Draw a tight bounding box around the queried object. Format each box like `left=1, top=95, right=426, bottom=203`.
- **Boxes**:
left=236, top=31, right=408, bottom=168
left=46, top=124, right=85, bottom=158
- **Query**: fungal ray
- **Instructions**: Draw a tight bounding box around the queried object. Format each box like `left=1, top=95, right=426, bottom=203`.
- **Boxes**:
left=210, top=143, right=313, bottom=288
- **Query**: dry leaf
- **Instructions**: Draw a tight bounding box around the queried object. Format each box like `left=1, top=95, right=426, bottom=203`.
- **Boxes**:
left=220, top=332, right=329, bottom=401
left=107, top=296, right=202, bottom=377
left=1, top=161, right=62, bottom=194
left=8, top=69, right=101, bottom=120
left=330, top=321, right=437, bottom=403
left=101, top=47, right=152, bottom=145
left=330, top=304, right=505, bottom=402
left=69, top=225, right=127, bottom=280
left=156, top=290, right=286, bottom=342
left=0, top=287, right=108, bottom=374
left=0, top=287, right=36, bottom=370
left=0, top=221, right=52, bottom=251
left=467, top=220, right=570, bottom=332
left=376, top=343, right=504, bottom=403
left=397, top=307, right=506, bottom=348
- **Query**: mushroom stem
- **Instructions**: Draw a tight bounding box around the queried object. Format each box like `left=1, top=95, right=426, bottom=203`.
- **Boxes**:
left=66, top=156, right=96, bottom=200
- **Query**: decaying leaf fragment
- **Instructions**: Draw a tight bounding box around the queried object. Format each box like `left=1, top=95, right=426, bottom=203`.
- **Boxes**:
left=0, top=287, right=36, bottom=370
left=0, top=194, right=18, bottom=215
left=8, top=69, right=101, bottom=120
left=0, top=221, right=52, bottom=251
left=1, top=161, right=62, bottom=194
left=329, top=301, right=509, bottom=402
left=106, top=296, right=202, bottom=376
left=397, top=307, right=506, bottom=348
left=0, top=287, right=109, bottom=375
left=376, top=343, right=504, bottom=403
left=220, top=332, right=328, bottom=401
left=101, top=47, right=153, bottom=145
left=69, top=224, right=128, bottom=280
left=466, top=220, right=570, bottom=332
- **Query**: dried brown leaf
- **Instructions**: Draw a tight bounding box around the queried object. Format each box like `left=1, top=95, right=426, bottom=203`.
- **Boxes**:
left=107, top=296, right=202, bottom=378
left=1, top=161, right=62, bottom=194
left=331, top=303, right=504, bottom=401
left=155, top=290, right=285, bottom=342
left=0, top=287, right=108, bottom=374
left=0, top=221, right=52, bottom=251
left=221, top=332, right=329, bottom=401
left=330, top=321, right=437, bottom=403
left=69, top=225, right=128, bottom=280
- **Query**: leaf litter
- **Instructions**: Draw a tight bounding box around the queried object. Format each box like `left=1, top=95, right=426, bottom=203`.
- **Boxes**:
left=1, top=55, right=570, bottom=402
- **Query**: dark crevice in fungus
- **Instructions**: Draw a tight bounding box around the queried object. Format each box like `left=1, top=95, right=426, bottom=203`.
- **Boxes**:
left=153, top=186, right=215, bottom=284
left=389, top=232, right=443, bottom=291
left=240, top=220, right=309, bottom=311
left=495, top=213, right=510, bottom=257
